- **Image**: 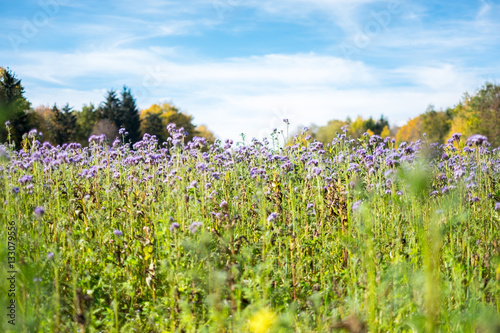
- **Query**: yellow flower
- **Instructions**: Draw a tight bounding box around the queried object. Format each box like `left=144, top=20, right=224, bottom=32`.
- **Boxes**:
left=248, top=308, right=277, bottom=333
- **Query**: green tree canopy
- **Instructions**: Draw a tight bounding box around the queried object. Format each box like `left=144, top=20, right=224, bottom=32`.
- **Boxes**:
left=119, top=86, right=141, bottom=142
left=139, top=103, right=197, bottom=143
left=0, top=67, right=32, bottom=145
left=447, top=82, right=500, bottom=146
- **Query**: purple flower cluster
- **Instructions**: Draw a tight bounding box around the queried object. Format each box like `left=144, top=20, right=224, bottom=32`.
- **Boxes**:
left=1, top=127, right=499, bottom=239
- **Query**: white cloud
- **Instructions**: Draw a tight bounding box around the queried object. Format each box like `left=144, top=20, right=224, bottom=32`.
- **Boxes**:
left=6, top=48, right=486, bottom=140
left=391, top=64, right=478, bottom=91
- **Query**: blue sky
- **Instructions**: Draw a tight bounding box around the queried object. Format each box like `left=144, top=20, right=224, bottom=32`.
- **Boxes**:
left=1, top=0, right=499, bottom=140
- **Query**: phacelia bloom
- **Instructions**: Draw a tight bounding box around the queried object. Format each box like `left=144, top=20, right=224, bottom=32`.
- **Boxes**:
left=267, top=212, right=279, bottom=222
left=470, top=196, right=480, bottom=203
left=0, top=145, right=9, bottom=160
left=47, top=252, right=54, bottom=260
left=188, top=221, right=203, bottom=233
left=12, top=187, right=20, bottom=194
left=19, top=175, right=33, bottom=184
left=169, top=222, right=180, bottom=231
left=466, top=134, right=488, bottom=146
left=220, top=200, right=228, bottom=209
left=34, top=206, right=44, bottom=216
left=28, top=129, right=38, bottom=138
left=352, top=200, right=361, bottom=211
left=313, top=167, right=322, bottom=175
left=113, top=229, right=123, bottom=237
left=306, top=203, right=315, bottom=210
left=495, top=202, right=500, bottom=211
left=453, top=166, right=465, bottom=179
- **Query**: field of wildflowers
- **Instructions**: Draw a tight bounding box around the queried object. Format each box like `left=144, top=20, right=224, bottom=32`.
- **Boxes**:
left=1, top=123, right=500, bottom=332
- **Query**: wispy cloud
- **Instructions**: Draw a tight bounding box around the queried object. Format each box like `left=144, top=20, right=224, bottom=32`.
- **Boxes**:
left=5, top=47, right=487, bottom=139
left=1, top=0, right=499, bottom=140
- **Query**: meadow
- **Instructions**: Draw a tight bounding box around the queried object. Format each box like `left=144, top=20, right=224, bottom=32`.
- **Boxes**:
left=1, top=124, right=499, bottom=332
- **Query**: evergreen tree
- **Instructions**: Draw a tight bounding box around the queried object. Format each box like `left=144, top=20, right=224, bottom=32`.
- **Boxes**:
left=50, top=104, right=65, bottom=145
left=119, top=86, right=141, bottom=142
left=60, top=103, right=77, bottom=142
left=98, top=90, right=121, bottom=126
left=0, top=67, right=32, bottom=145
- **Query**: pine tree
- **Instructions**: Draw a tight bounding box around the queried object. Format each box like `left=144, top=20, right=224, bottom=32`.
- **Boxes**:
left=61, top=103, right=77, bottom=143
left=119, top=86, right=141, bottom=142
left=98, top=90, right=121, bottom=126
left=0, top=67, right=31, bottom=145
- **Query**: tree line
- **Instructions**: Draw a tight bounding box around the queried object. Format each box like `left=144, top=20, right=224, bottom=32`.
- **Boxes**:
left=296, top=82, right=500, bottom=147
left=2, top=66, right=499, bottom=147
left=0, top=67, right=215, bottom=147
left=395, top=83, right=500, bottom=146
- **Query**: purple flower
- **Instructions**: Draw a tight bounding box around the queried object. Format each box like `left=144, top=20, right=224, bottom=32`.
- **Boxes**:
left=306, top=203, right=315, bottom=210
left=451, top=133, right=462, bottom=143
left=113, top=229, right=123, bottom=237
left=313, top=167, right=322, bottom=175
left=453, top=166, right=465, bottom=179
left=470, top=196, right=480, bottom=203
left=47, top=252, right=54, bottom=260
left=188, top=221, right=203, bottom=233
left=34, top=206, right=44, bottom=216
left=19, top=175, right=33, bottom=184
left=169, top=222, right=180, bottom=231
left=352, top=200, right=361, bottom=211
left=220, top=200, right=228, bottom=209
left=466, top=134, right=488, bottom=146
left=267, top=212, right=279, bottom=222
left=12, top=187, right=20, bottom=194
left=495, top=202, right=500, bottom=211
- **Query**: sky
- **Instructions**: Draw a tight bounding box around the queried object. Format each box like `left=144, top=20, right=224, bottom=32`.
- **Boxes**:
left=1, top=0, right=499, bottom=140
